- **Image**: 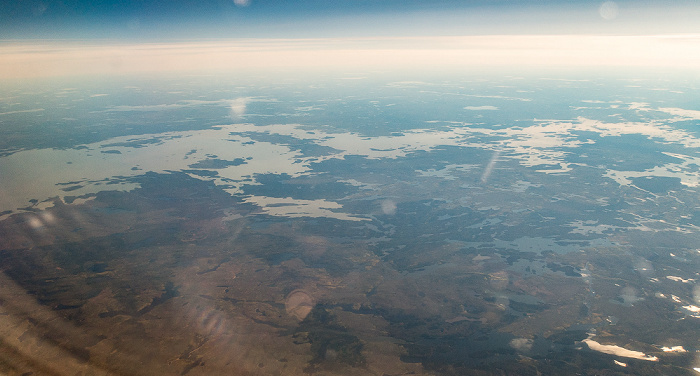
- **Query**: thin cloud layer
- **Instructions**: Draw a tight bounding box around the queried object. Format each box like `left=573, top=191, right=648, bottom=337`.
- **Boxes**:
left=2, top=35, right=700, bottom=79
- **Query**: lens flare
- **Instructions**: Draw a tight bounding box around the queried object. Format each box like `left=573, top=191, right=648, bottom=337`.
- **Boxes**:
left=599, top=1, right=619, bottom=21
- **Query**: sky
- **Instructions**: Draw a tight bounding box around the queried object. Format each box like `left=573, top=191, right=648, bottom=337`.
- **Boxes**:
left=2, top=0, right=700, bottom=39
left=1, top=0, right=700, bottom=78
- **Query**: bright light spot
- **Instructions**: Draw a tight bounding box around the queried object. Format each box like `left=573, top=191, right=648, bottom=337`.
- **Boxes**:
left=619, top=286, right=642, bottom=305
left=634, top=258, right=653, bottom=277
left=40, top=211, right=55, bottom=224
left=599, top=1, right=619, bottom=21
left=229, top=97, right=249, bottom=118
left=195, top=307, right=227, bottom=337
left=234, top=0, right=250, bottom=6
left=27, top=216, right=43, bottom=229
left=510, top=338, right=533, bottom=352
left=381, top=200, right=397, bottom=215
left=614, top=360, right=627, bottom=367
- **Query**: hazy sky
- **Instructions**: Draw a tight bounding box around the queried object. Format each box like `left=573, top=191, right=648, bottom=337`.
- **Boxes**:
left=1, top=1, right=699, bottom=78
left=2, top=0, right=700, bottom=39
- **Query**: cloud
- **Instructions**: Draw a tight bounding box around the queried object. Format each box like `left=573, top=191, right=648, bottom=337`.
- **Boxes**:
left=380, top=200, right=397, bottom=215
left=619, top=286, right=643, bottom=305
left=509, top=338, right=533, bottom=352
left=234, top=0, right=250, bottom=7
left=3, top=35, right=700, bottom=79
